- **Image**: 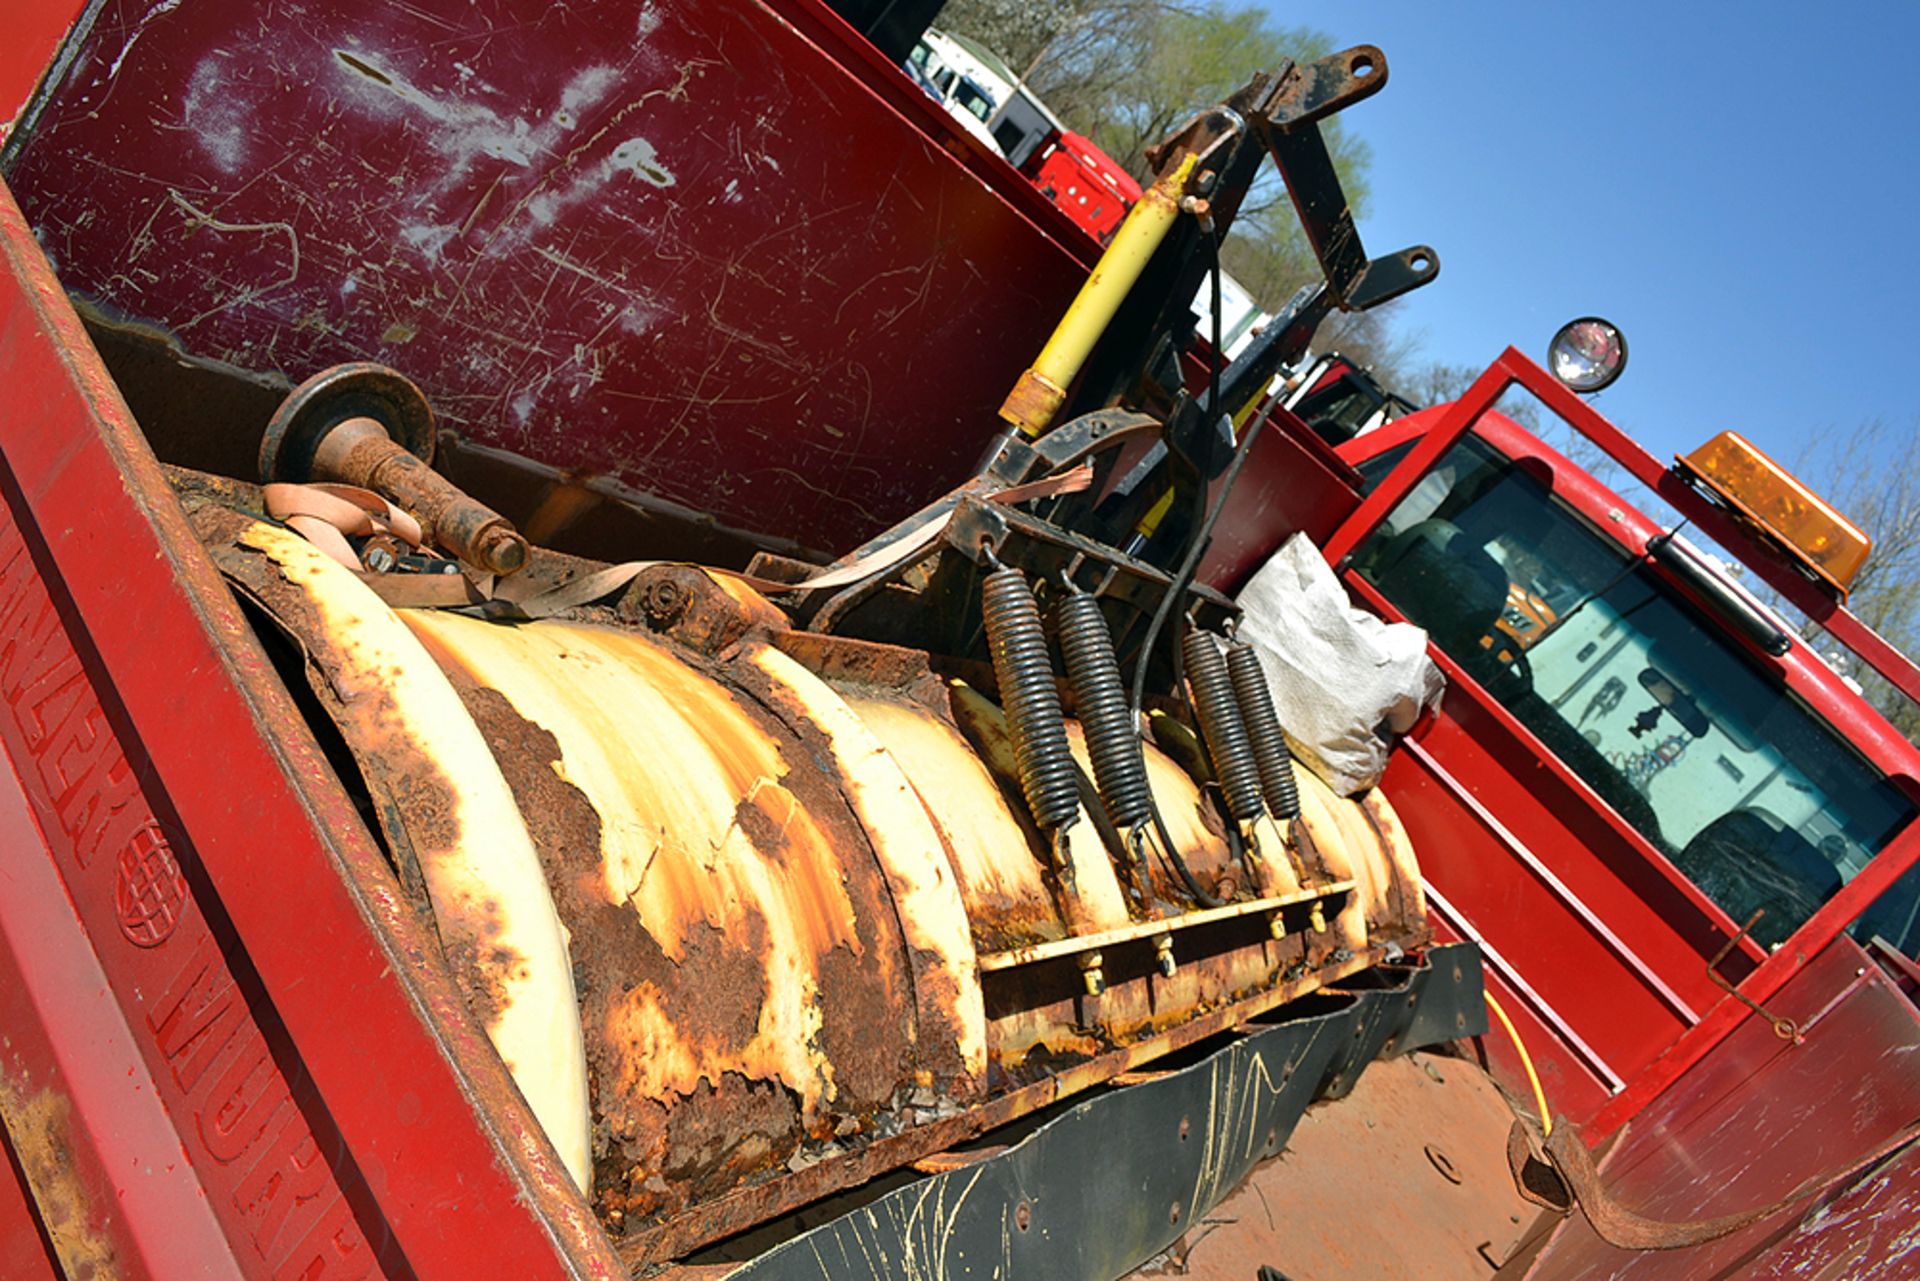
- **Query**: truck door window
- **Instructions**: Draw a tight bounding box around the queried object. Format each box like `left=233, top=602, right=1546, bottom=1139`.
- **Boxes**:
left=1354, top=433, right=1918, bottom=950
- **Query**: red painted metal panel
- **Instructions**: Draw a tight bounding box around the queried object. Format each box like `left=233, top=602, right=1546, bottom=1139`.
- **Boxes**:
left=1378, top=733, right=1693, bottom=1116
left=2, top=0, right=1095, bottom=557
left=0, top=178, right=622, bottom=1278
left=1197, top=407, right=1368, bottom=595
left=0, top=744, right=245, bottom=1280
left=0, top=0, right=83, bottom=142
left=1524, top=937, right=1920, bottom=1279
left=1423, top=894, right=1615, bottom=1124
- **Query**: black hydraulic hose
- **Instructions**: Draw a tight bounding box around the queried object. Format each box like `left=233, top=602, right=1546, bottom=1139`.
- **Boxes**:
left=1126, top=407, right=1271, bottom=726
left=1129, top=230, right=1235, bottom=910
left=1149, top=799, right=1223, bottom=908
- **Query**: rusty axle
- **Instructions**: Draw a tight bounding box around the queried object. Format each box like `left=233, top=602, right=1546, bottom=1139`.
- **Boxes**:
left=312, top=416, right=530, bottom=575
left=259, top=362, right=532, bottom=576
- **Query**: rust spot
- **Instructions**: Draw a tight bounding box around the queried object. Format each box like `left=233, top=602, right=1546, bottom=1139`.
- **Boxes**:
left=660, top=1073, right=800, bottom=1187
left=621, top=565, right=784, bottom=655
left=0, top=1078, right=120, bottom=1280
left=449, top=671, right=916, bottom=1232
left=772, top=630, right=944, bottom=699
left=383, top=760, right=460, bottom=857
left=437, top=909, right=516, bottom=1030
left=997, top=367, right=1067, bottom=438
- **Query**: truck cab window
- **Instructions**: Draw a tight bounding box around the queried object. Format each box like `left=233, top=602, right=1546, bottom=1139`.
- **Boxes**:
left=1354, top=433, right=1918, bottom=950
left=954, top=80, right=995, bottom=123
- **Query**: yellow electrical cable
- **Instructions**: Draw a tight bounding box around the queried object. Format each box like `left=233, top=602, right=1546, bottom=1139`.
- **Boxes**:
left=1483, top=991, right=1553, bottom=1138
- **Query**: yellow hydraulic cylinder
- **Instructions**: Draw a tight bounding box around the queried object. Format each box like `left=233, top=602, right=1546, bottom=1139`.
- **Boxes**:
left=998, top=153, right=1199, bottom=437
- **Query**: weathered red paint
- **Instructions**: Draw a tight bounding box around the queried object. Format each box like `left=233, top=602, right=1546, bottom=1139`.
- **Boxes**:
left=3, top=0, right=1103, bottom=558
left=1520, top=937, right=1920, bottom=1278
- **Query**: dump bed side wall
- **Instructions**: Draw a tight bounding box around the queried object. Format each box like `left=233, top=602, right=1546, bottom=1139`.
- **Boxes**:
left=2, top=0, right=1103, bottom=557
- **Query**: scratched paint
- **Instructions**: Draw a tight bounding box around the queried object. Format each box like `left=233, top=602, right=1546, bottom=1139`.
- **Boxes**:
left=7, top=0, right=1095, bottom=556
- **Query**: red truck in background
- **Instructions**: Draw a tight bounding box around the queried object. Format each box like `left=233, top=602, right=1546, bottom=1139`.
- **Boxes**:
left=1, top=2, right=1919, bottom=1279
left=905, top=26, right=1144, bottom=245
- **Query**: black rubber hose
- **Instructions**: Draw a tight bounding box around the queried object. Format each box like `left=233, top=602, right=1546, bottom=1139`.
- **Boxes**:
left=1148, top=803, right=1223, bottom=908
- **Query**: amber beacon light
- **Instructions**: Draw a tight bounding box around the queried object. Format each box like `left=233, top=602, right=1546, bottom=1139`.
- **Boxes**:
left=1677, top=430, right=1871, bottom=596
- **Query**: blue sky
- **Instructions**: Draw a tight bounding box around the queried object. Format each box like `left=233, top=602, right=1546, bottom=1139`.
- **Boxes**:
left=1306, top=4, right=1916, bottom=475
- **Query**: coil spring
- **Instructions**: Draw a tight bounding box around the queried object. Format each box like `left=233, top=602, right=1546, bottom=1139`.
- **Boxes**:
left=1183, top=629, right=1265, bottom=825
left=1226, top=638, right=1301, bottom=821
left=982, top=567, right=1081, bottom=833
left=1055, top=590, right=1152, bottom=833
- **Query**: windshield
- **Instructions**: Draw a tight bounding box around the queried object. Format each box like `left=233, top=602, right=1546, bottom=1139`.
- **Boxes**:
left=954, top=81, right=995, bottom=122
left=1354, top=432, right=1919, bottom=950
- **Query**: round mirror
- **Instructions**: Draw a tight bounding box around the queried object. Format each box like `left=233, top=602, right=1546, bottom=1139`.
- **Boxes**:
left=1548, top=317, right=1627, bottom=393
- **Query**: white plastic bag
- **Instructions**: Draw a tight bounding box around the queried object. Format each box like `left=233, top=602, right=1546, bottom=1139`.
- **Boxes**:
left=1233, top=533, right=1444, bottom=795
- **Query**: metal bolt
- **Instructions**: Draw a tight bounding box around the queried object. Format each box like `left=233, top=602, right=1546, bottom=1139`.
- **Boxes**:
left=1268, top=911, right=1287, bottom=940
left=474, top=525, right=530, bottom=574
left=1309, top=902, right=1328, bottom=934
left=363, top=545, right=396, bottom=573
left=641, top=578, right=687, bottom=624
left=1078, top=951, right=1106, bottom=997
left=1155, top=934, right=1177, bottom=979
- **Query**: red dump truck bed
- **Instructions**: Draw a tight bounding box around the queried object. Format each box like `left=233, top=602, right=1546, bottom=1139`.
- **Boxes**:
left=4, top=4, right=1920, bottom=1280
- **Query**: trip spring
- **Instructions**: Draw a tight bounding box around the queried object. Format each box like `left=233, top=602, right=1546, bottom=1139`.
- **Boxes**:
left=1183, top=628, right=1265, bottom=825
left=1227, top=638, right=1301, bottom=820
left=1055, top=589, right=1152, bottom=832
left=982, top=566, right=1081, bottom=833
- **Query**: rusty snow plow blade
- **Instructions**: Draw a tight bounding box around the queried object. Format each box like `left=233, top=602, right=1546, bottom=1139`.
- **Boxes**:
left=180, top=489, right=1440, bottom=1263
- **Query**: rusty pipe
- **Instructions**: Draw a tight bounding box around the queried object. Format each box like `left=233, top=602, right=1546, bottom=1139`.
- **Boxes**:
left=310, top=417, right=529, bottom=575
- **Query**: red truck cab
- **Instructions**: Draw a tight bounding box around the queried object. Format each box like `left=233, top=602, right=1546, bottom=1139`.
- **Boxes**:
left=1323, top=352, right=1920, bottom=1127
